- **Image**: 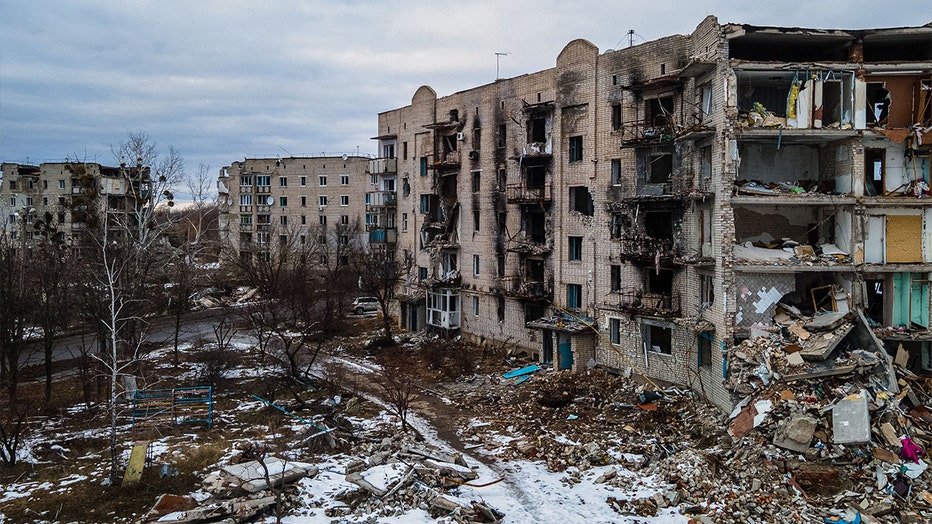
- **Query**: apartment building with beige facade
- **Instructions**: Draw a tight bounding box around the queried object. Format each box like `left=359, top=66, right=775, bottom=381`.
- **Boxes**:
left=1, top=161, right=150, bottom=249
left=374, top=16, right=932, bottom=410
left=217, top=156, right=378, bottom=260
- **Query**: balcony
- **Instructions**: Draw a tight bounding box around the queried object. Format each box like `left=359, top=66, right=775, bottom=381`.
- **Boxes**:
left=615, top=236, right=678, bottom=264
left=368, top=157, right=397, bottom=175
left=368, top=227, right=397, bottom=244
left=367, top=190, right=397, bottom=208
left=238, top=223, right=253, bottom=232
left=429, top=151, right=461, bottom=170
left=605, top=289, right=680, bottom=318
left=504, top=278, right=552, bottom=302
left=506, top=183, right=552, bottom=204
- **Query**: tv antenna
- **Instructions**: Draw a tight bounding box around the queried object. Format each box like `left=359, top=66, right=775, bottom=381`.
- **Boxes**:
left=495, top=52, right=510, bottom=80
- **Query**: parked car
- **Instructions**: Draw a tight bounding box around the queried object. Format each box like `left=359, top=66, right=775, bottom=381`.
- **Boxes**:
left=351, top=296, right=379, bottom=315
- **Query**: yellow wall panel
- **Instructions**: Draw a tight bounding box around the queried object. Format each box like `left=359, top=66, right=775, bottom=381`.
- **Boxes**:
left=886, top=215, right=923, bottom=263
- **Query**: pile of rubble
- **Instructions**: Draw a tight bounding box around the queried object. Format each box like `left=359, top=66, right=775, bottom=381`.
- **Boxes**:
left=722, top=307, right=932, bottom=522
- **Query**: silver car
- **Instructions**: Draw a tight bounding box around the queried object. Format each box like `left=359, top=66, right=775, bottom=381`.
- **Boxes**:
left=351, top=296, right=379, bottom=315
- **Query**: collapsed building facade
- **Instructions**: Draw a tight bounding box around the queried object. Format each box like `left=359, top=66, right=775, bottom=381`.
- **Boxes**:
left=375, top=16, right=932, bottom=411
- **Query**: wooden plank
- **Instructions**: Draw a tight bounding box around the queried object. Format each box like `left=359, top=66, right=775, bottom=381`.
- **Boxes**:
left=122, top=442, right=148, bottom=487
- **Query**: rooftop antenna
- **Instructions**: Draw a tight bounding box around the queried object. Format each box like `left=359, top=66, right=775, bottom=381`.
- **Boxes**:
left=495, top=52, right=510, bottom=80
left=627, top=29, right=635, bottom=47
left=278, top=145, right=291, bottom=156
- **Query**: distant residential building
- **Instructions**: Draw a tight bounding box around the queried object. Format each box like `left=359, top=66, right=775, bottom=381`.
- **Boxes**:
left=217, top=156, right=375, bottom=261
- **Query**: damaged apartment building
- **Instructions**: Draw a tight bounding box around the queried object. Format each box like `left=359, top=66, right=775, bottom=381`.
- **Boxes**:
left=374, top=16, right=932, bottom=411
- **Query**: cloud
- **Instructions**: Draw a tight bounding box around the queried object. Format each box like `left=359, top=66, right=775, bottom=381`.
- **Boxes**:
left=2, top=0, right=928, bottom=186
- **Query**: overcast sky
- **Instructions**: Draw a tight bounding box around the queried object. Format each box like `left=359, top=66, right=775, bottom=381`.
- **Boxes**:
left=1, top=1, right=928, bottom=199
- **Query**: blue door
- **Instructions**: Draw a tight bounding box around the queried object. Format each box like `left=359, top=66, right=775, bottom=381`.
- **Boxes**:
left=558, top=333, right=573, bottom=370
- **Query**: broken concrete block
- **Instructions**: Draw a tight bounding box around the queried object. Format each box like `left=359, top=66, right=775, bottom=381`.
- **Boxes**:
left=774, top=414, right=818, bottom=453
left=786, top=352, right=805, bottom=366
left=832, top=391, right=871, bottom=444
left=218, top=458, right=317, bottom=493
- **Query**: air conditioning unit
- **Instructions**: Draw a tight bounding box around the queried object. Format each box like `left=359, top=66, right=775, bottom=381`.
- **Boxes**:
left=456, top=132, right=465, bottom=141
left=318, top=205, right=326, bottom=211
left=468, top=150, right=479, bottom=160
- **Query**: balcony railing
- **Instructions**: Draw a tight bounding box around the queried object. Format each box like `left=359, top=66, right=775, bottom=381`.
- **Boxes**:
left=238, top=223, right=253, bottom=232
left=369, top=227, right=397, bottom=244
left=368, top=157, right=398, bottom=174
left=505, top=279, right=552, bottom=301
left=429, top=151, right=461, bottom=169
left=615, top=236, right=678, bottom=262
left=367, top=190, right=397, bottom=207
left=606, top=289, right=680, bottom=318
left=506, top=183, right=552, bottom=204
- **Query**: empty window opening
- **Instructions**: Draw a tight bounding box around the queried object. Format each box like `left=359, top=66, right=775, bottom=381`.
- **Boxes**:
left=526, top=165, right=546, bottom=188
left=644, top=322, right=672, bottom=355
left=646, top=268, right=673, bottom=296
left=528, top=117, right=547, bottom=143
left=866, top=83, right=890, bottom=126
left=611, top=104, right=622, bottom=131
left=610, top=213, right=629, bottom=239
left=472, top=171, right=481, bottom=192
left=569, top=186, right=594, bottom=216
left=865, top=148, right=886, bottom=195
left=648, top=153, right=673, bottom=184
left=610, top=265, right=621, bottom=292
left=645, top=211, right=673, bottom=239
left=648, top=96, right=674, bottom=127
left=497, top=296, right=506, bottom=322
left=525, top=210, right=546, bottom=243
left=497, top=124, right=507, bottom=148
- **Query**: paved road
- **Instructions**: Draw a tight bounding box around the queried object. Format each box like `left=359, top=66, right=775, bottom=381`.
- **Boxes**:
left=22, top=307, right=241, bottom=366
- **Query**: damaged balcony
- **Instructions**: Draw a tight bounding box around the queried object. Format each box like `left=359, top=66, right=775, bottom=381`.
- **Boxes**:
left=426, top=287, right=461, bottom=331
left=507, top=209, right=550, bottom=256
left=604, top=289, right=681, bottom=319
left=620, top=91, right=685, bottom=148
left=502, top=277, right=553, bottom=302
left=735, top=70, right=859, bottom=132
left=506, top=183, right=552, bottom=204
left=613, top=236, right=679, bottom=266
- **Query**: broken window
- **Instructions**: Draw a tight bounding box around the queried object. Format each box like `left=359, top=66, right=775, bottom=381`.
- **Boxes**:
left=497, top=296, right=505, bottom=322
left=473, top=209, right=480, bottom=232
left=497, top=167, right=507, bottom=191
left=420, top=157, right=428, bottom=177
left=610, top=265, right=621, bottom=292
left=611, top=104, right=622, bottom=131
left=648, top=96, right=674, bottom=127
left=498, top=255, right=505, bottom=278
left=567, top=283, right=582, bottom=309
left=472, top=128, right=481, bottom=150
left=700, top=146, right=711, bottom=182
left=700, top=272, right=714, bottom=308
left=646, top=268, right=673, bottom=296
left=648, top=153, right=673, bottom=184
left=528, top=117, right=547, bottom=143
left=569, top=186, right=594, bottom=216
left=866, top=83, right=890, bottom=127
left=699, top=84, right=712, bottom=122
left=569, top=136, right=583, bottom=162
left=610, top=213, right=627, bottom=239
left=865, top=148, right=885, bottom=196
left=497, top=124, right=506, bottom=148
left=525, top=210, right=546, bottom=243
left=526, top=165, right=546, bottom=188
left=609, top=318, right=621, bottom=344
left=643, top=321, right=672, bottom=355
left=611, top=159, right=622, bottom=185
left=568, top=236, right=583, bottom=261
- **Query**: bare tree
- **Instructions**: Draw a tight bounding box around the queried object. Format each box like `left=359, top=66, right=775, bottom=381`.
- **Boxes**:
left=353, top=246, right=413, bottom=341
left=71, top=133, right=184, bottom=484
left=0, top=400, right=29, bottom=467
left=374, top=353, right=420, bottom=432
left=0, top=215, right=32, bottom=403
